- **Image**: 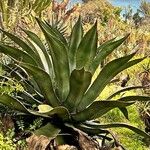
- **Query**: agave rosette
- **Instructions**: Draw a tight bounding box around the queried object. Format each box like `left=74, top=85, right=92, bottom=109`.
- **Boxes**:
left=0, top=17, right=150, bottom=146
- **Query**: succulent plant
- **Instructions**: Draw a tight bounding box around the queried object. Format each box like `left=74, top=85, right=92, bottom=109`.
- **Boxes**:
left=0, top=17, right=150, bottom=149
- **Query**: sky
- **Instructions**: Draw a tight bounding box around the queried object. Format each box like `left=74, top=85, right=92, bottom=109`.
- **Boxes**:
left=70, top=0, right=150, bottom=13
left=110, top=0, right=150, bottom=12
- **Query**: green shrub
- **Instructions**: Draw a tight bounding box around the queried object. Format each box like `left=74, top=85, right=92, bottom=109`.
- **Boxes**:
left=0, top=132, right=16, bottom=150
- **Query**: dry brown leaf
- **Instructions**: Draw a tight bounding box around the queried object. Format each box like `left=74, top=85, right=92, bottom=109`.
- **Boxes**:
left=26, top=134, right=51, bottom=150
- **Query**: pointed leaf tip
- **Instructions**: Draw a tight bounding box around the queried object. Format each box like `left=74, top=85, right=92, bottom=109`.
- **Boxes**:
left=76, top=20, right=98, bottom=70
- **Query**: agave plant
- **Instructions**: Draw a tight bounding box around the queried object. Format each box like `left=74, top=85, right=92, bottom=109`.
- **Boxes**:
left=0, top=17, right=150, bottom=149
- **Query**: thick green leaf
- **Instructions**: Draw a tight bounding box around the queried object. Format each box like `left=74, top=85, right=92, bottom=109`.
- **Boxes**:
left=118, top=96, right=150, bottom=102
left=23, top=29, right=53, bottom=75
left=69, top=16, right=83, bottom=71
left=24, top=37, right=45, bottom=69
left=84, top=122, right=150, bottom=139
left=97, top=37, right=116, bottom=53
left=119, top=107, right=129, bottom=120
left=107, top=86, right=144, bottom=100
left=20, top=63, right=59, bottom=107
left=64, top=69, right=92, bottom=112
left=0, top=44, right=37, bottom=66
left=36, top=18, right=69, bottom=94
left=89, top=34, right=129, bottom=74
left=73, top=100, right=134, bottom=122
left=36, top=18, right=57, bottom=38
left=0, top=29, right=38, bottom=59
left=34, top=123, right=60, bottom=138
left=43, top=106, right=70, bottom=121
left=78, top=53, right=139, bottom=111
left=36, top=18, right=67, bottom=45
left=45, top=21, right=68, bottom=45
left=38, top=24, right=70, bottom=101
left=76, top=124, right=109, bottom=135
left=76, top=22, right=98, bottom=70
left=117, top=96, right=150, bottom=119
left=0, top=94, right=29, bottom=114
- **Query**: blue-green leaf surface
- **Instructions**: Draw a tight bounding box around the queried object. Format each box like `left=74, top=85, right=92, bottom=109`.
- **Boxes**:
left=23, top=29, right=53, bottom=75
left=69, top=16, right=83, bottom=71
left=84, top=122, right=150, bottom=139
left=0, top=44, right=37, bottom=66
left=0, top=94, right=29, bottom=114
left=78, top=53, right=138, bottom=111
left=34, top=123, right=60, bottom=138
left=73, top=100, right=134, bottom=122
left=89, top=34, right=129, bottom=74
left=0, top=29, right=37, bottom=59
left=76, top=22, right=98, bottom=70
left=37, top=22, right=70, bottom=101
left=20, top=63, right=59, bottom=107
left=64, top=69, right=92, bottom=112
